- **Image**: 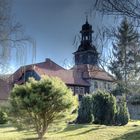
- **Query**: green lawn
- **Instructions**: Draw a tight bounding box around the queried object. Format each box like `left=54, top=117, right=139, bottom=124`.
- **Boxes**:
left=1, top=121, right=140, bottom=140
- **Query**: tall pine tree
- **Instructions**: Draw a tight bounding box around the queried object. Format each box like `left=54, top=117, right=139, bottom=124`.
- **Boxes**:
left=109, top=18, right=140, bottom=94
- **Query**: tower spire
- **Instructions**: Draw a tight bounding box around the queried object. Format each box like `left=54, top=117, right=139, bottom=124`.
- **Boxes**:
left=73, top=19, right=99, bottom=65
left=85, top=12, right=88, bottom=23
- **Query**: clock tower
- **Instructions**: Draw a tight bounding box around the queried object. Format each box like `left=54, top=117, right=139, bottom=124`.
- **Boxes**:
left=74, top=18, right=99, bottom=65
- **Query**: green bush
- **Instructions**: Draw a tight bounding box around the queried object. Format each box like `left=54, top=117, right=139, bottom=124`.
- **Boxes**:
left=77, top=95, right=93, bottom=124
left=0, top=110, right=8, bottom=124
left=92, top=90, right=117, bottom=125
left=77, top=90, right=129, bottom=126
left=9, top=76, right=78, bottom=139
left=115, top=97, right=129, bottom=125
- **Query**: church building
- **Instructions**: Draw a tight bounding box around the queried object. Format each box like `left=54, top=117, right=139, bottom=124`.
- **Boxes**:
left=11, top=19, right=114, bottom=100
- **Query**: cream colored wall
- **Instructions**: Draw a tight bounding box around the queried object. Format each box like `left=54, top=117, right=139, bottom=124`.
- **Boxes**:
left=88, top=79, right=114, bottom=93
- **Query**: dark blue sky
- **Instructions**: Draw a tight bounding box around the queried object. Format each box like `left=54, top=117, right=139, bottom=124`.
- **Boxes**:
left=12, top=0, right=112, bottom=70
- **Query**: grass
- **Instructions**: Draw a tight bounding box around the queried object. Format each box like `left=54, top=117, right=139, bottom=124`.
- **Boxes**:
left=1, top=121, right=140, bottom=140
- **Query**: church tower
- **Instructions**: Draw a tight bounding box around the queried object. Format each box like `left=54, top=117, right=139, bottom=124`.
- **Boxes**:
left=74, top=18, right=98, bottom=65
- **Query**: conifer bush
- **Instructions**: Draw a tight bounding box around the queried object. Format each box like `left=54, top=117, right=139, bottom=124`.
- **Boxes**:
left=115, top=97, right=129, bottom=125
left=92, top=90, right=117, bottom=125
left=0, top=109, right=8, bottom=124
left=76, top=90, right=129, bottom=126
left=9, top=76, right=78, bottom=139
left=77, top=95, right=93, bottom=124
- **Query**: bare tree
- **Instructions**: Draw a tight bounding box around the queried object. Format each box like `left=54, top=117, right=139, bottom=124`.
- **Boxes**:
left=0, top=0, right=36, bottom=75
left=93, top=0, right=140, bottom=22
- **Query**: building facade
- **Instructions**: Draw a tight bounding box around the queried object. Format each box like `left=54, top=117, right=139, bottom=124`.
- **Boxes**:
left=11, top=19, right=114, bottom=100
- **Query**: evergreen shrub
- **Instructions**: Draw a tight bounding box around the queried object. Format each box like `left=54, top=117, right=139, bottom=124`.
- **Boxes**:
left=92, top=90, right=117, bottom=125
left=0, top=109, right=8, bottom=124
left=115, top=97, right=129, bottom=125
left=77, top=95, right=93, bottom=124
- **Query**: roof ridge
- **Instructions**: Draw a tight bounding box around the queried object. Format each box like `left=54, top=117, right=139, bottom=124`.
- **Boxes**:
left=19, top=58, right=65, bottom=70
left=45, top=58, right=66, bottom=70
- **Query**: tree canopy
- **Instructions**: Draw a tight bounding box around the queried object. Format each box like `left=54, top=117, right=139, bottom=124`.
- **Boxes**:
left=109, top=18, right=140, bottom=94
left=9, top=76, right=78, bottom=139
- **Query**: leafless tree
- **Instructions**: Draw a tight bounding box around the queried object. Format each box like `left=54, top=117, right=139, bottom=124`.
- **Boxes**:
left=0, top=0, right=36, bottom=76
left=93, top=0, right=140, bottom=22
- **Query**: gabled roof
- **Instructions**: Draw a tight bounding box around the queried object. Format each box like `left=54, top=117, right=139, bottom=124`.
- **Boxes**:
left=72, top=64, right=114, bottom=82
left=33, top=58, right=65, bottom=71
left=35, top=67, right=89, bottom=86
left=12, top=59, right=90, bottom=86
left=10, top=59, right=64, bottom=82
left=12, top=59, right=114, bottom=88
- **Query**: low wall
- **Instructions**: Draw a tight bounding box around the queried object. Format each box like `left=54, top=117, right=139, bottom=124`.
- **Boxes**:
left=128, top=103, right=140, bottom=120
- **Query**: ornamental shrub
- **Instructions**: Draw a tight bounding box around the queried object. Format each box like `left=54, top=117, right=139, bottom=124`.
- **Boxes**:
left=77, top=95, right=93, bottom=124
left=9, top=76, right=78, bottom=139
left=92, top=90, right=117, bottom=125
left=0, top=109, right=8, bottom=124
left=115, top=96, right=129, bottom=125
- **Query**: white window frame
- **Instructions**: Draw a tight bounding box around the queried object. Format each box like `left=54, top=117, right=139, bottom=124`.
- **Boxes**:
left=75, top=86, right=85, bottom=95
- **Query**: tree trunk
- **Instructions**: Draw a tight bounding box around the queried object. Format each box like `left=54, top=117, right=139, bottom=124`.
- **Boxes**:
left=38, top=132, right=44, bottom=140
left=37, top=127, right=48, bottom=140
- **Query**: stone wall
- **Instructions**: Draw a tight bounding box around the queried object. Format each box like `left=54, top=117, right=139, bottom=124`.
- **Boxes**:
left=128, top=103, right=140, bottom=120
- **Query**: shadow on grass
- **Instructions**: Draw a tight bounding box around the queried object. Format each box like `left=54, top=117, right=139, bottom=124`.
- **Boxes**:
left=23, top=130, right=36, bottom=135
left=63, top=127, right=101, bottom=137
left=0, top=124, right=12, bottom=128
left=22, top=137, right=47, bottom=140
left=22, top=138, right=39, bottom=140
left=3, top=127, right=35, bottom=134
left=57, top=124, right=102, bottom=137
left=3, top=129, right=18, bottom=133
left=111, top=129, right=140, bottom=140
left=60, top=124, right=88, bottom=133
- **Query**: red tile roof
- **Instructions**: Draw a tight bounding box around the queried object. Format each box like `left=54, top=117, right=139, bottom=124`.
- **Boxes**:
left=12, top=59, right=90, bottom=86
left=72, top=64, right=114, bottom=82
left=11, top=59, right=114, bottom=88
left=34, top=66, right=89, bottom=86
